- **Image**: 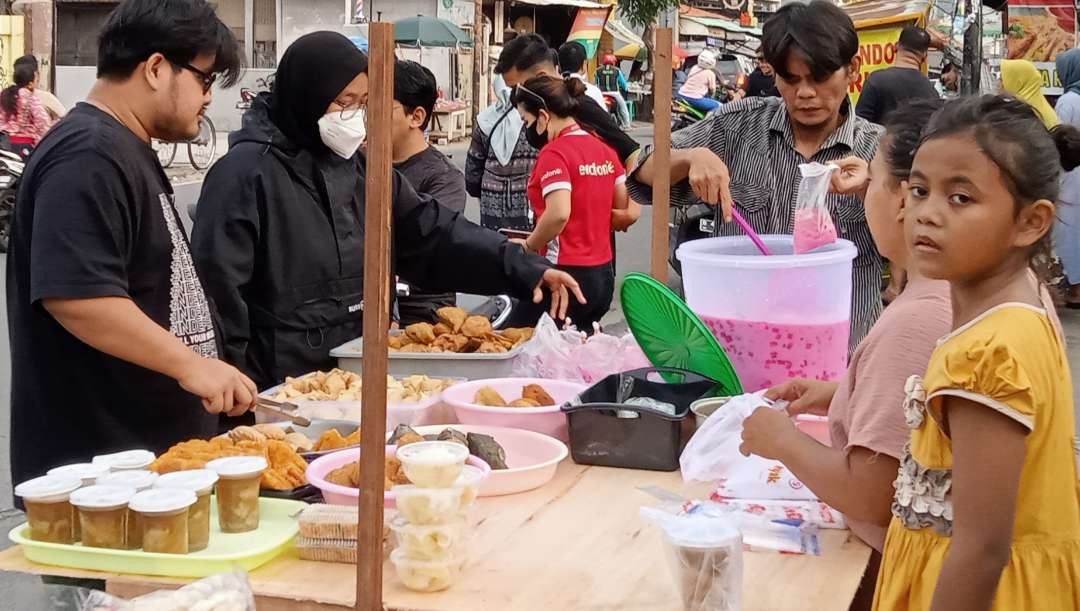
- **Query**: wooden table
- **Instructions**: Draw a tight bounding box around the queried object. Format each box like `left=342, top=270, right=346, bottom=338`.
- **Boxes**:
left=0, top=462, right=870, bottom=610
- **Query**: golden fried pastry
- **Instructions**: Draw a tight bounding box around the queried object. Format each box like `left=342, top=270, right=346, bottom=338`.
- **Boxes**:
left=461, top=315, right=493, bottom=338
left=153, top=435, right=308, bottom=489
left=388, top=335, right=405, bottom=350
left=474, top=386, right=508, bottom=407
left=405, top=322, right=437, bottom=344
left=509, top=398, right=542, bottom=408
left=326, top=458, right=409, bottom=491
left=398, top=343, right=431, bottom=353
left=252, top=424, right=287, bottom=441
left=343, top=429, right=362, bottom=446
left=501, top=327, right=535, bottom=345
left=433, top=333, right=470, bottom=353
left=477, top=341, right=507, bottom=354
left=396, top=431, right=426, bottom=446
left=522, top=384, right=556, bottom=406
left=284, top=432, right=314, bottom=452
left=315, top=429, right=349, bottom=452
left=432, top=322, right=453, bottom=337
left=436, top=306, right=468, bottom=333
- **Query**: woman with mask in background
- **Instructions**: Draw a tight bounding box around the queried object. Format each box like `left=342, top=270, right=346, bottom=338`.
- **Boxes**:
left=192, top=32, right=584, bottom=391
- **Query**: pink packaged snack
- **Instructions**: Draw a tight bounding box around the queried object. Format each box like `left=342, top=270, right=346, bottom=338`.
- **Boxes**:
left=792, top=163, right=838, bottom=254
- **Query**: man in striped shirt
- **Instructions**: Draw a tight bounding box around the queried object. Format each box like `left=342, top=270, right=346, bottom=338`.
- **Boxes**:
left=628, top=0, right=885, bottom=352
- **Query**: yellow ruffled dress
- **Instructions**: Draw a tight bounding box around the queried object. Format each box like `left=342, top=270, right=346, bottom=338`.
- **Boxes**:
left=873, top=304, right=1080, bottom=611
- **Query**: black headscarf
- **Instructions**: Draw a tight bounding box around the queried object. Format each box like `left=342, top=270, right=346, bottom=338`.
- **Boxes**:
left=269, top=31, right=369, bottom=151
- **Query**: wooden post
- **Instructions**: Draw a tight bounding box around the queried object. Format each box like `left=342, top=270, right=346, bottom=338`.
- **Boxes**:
left=650, top=27, right=673, bottom=283
left=472, top=0, right=487, bottom=117
left=356, top=21, right=394, bottom=611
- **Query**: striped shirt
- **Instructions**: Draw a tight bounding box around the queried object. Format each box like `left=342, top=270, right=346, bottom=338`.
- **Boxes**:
left=627, top=96, right=886, bottom=352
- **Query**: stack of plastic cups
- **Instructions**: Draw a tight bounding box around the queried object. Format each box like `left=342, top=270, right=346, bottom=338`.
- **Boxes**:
left=389, top=441, right=482, bottom=592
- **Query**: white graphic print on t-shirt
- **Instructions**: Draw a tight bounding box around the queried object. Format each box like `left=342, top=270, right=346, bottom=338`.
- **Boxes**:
left=158, top=193, right=218, bottom=358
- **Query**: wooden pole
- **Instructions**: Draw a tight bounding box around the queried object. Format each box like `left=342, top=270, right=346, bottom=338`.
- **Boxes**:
left=472, top=0, right=487, bottom=118
left=356, top=21, right=394, bottom=611
left=650, top=27, right=672, bottom=283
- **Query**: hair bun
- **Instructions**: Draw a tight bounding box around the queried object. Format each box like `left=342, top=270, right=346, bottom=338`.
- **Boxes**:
left=1052, top=124, right=1080, bottom=172
left=564, top=75, right=587, bottom=100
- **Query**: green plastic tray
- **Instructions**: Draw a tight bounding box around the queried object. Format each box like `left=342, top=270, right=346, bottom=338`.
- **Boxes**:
left=10, top=497, right=305, bottom=578
left=620, top=272, right=743, bottom=394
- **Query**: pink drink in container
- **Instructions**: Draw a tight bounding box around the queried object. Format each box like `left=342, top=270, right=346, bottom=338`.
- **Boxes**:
left=677, top=235, right=856, bottom=391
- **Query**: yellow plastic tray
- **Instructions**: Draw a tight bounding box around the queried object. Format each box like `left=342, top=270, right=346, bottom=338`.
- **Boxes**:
left=9, top=497, right=305, bottom=578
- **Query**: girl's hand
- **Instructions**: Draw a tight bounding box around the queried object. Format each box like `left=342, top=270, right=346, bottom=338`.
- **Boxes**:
left=739, top=406, right=800, bottom=459
left=830, top=156, right=870, bottom=197
left=764, top=378, right=839, bottom=416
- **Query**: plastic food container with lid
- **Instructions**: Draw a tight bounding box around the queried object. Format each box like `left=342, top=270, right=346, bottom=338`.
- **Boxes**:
left=153, top=469, right=220, bottom=551
left=47, top=463, right=110, bottom=486
left=390, top=516, right=467, bottom=561
left=390, top=548, right=466, bottom=592
left=96, top=471, right=158, bottom=549
left=207, top=456, right=267, bottom=534
left=130, top=488, right=197, bottom=554
left=14, top=475, right=82, bottom=544
left=92, top=450, right=156, bottom=472
left=70, top=485, right=136, bottom=550
left=395, top=442, right=469, bottom=488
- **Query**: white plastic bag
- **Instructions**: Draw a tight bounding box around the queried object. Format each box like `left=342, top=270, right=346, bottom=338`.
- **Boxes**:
left=680, top=392, right=818, bottom=501
left=512, top=314, right=651, bottom=384
left=792, top=162, right=838, bottom=254
left=81, top=570, right=255, bottom=611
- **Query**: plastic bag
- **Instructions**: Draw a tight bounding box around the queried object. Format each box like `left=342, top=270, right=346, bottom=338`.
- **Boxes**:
left=680, top=392, right=818, bottom=501
left=641, top=507, right=743, bottom=611
left=81, top=570, right=255, bottom=611
left=512, top=314, right=652, bottom=384
left=709, top=496, right=846, bottom=530
left=792, top=162, right=839, bottom=254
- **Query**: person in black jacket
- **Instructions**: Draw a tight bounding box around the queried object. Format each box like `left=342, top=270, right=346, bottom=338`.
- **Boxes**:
left=191, top=32, right=583, bottom=390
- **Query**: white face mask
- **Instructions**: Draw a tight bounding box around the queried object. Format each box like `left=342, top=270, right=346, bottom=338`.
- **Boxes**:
left=318, top=110, right=366, bottom=158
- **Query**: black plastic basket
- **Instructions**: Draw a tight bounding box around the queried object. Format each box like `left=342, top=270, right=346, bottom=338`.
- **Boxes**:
left=561, top=367, right=725, bottom=471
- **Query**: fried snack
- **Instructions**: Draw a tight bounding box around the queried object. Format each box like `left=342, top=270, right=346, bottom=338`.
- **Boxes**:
left=253, top=424, right=287, bottom=441
left=227, top=426, right=266, bottom=443
left=344, top=429, right=362, bottom=446
left=509, top=398, right=541, bottom=408
left=436, top=428, right=468, bottom=447
left=522, top=384, right=556, bottom=406
left=399, top=343, right=432, bottom=353
left=272, top=368, right=362, bottom=402
left=432, top=323, right=453, bottom=337
left=284, top=432, right=314, bottom=452
left=474, top=386, right=508, bottom=407
left=501, top=327, right=535, bottom=345
left=315, top=429, right=350, bottom=452
left=433, top=334, right=470, bottom=353
left=388, top=334, right=405, bottom=350
left=477, top=341, right=507, bottom=354
left=461, top=315, right=493, bottom=338
left=386, top=456, right=410, bottom=487
left=397, top=431, right=426, bottom=446
left=436, top=306, right=468, bottom=333
left=327, top=458, right=410, bottom=491
left=152, top=436, right=307, bottom=490
left=405, top=322, right=437, bottom=344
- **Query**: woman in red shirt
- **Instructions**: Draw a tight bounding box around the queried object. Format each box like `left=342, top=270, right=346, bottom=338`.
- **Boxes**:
left=1, top=61, right=52, bottom=160
left=509, top=75, right=636, bottom=331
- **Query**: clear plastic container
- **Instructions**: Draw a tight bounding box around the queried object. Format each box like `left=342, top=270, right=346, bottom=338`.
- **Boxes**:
left=392, top=485, right=467, bottom=525
left=390, top=548, right=465, bottom=592
left=70, top=485, right=136, bottom=550
left=646, top=511, right=743, bottom=611
left=47, top=463, right=110, bottom=486
left=453, top=466, right=484, bottom=508
left=130, top=489, right=196, bottom=555
left=92, top=450, right=156, bottom=472
left=396, top=442, right=468, bottom=488
left=14, top=475, right=82, bottom=544
left=207, top=457, right=266, bottom=533
left=97, top=471, right=158, bottom=550
left=677, top=235, right=857, bottom=392
left=153, top=470, right=219, bottom=552
left=390, top=516, right=467, bottom=561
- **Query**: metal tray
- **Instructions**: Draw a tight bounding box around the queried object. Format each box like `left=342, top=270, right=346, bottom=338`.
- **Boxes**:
left=330, top=334, right=528, bottom=380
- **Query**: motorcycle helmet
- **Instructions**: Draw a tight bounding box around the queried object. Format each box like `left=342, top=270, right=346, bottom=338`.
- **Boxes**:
left=696, top=50, right=717, bottom=70
left=602, top=54, right=617, bottom=66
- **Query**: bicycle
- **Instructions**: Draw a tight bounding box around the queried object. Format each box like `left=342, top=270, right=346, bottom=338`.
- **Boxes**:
left=151, top=115, right=218, bottom=171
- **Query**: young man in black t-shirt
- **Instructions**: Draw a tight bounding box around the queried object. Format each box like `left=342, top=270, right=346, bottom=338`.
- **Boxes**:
left=6, top=0, right=256, bottom=488
left=854, top=26, right=938, bottom=125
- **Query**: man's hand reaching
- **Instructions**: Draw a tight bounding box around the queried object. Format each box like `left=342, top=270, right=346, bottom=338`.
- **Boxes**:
left=534, top=269, right=587, bottom=321
left=686, top=148, right=735, bottom=223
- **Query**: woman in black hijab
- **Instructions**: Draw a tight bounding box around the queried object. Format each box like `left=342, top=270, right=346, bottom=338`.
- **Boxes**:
left=192, top=32, right=581, bottom=390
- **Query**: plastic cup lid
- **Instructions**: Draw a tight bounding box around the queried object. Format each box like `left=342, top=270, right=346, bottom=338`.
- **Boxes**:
left=70, top=485, right=137, bottom=510
left=619, top=273, right=743, bottom=394
left=396, top=441, right=469, bottom=465
left=661, top=514, right=742, bottom=549
left=455, top=465, right=484, bottom=486
left=129, top=488, right=197, bottom=514
left=14, top=475, right=82, bottom=503
left=92, top=450, right=156, bottom=470
left=206, top=456, right=268, bottom=479
left=96, top=470, right=159, bottom=491
left=47, top=463, right=111, bottom=484
left=153, top=469, right=219, bottom=495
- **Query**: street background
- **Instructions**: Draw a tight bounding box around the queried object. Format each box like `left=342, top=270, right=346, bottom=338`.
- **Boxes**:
left=0, top=127, right=1078, bottom=608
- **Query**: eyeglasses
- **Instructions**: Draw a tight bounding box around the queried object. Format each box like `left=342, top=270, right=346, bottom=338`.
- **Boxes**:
left=177, top=62, right=217, bottom=94
left=512, top=84, right=547, bottom=109
left=330, top=100, right=364, bottom=121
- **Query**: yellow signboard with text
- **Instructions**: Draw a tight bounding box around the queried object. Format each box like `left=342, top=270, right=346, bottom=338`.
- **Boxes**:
left=849, top=23, right=912, bottom=105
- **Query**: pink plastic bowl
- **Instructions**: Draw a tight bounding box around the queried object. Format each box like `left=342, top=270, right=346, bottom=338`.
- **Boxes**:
left=306, top=445, right=492, bottom=507
left=407, top=425, right=567, bottom=496
left=795, top=415, right=831, bottom=447
left=441, top=378, right=587, bottom=442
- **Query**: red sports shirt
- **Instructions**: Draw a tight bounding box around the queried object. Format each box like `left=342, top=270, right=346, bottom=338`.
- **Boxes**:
left=527, top=125, right=625, bottom=266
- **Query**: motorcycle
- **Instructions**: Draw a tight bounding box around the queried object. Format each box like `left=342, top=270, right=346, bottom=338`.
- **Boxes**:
left=0, top=149, right=25, bottom=253
left=672, top=96, right=708, bottom=132
left=602, top=92, right=628, bottom=129
left=668, top=201, right=714, bottom=275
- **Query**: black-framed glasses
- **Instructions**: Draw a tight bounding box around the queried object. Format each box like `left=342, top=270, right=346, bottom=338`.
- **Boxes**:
left=177, top=62, right=217, bottom=94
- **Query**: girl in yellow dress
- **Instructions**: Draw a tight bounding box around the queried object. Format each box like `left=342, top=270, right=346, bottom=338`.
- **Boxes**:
left=872, top=95, right=1080, bottom=611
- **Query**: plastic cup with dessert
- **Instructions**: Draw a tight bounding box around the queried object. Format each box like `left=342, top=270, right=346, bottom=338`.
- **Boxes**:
left=390, top=547, right=466, bottom=592
left=70, top=485, right=137, bottom=550
left=153, top=470, right=220, bottom=552
left=206, top=456, right=267, bottom=534
left=395, top=441, right=469, bottom=488
left=92, top=450, right=156, bottom=472
left=96, top=471, right=158, bottom=550
left=47, top=463, right=110, bottom=487
left=391, top=484, right=467, bottom=525
left=130, top=488, right=197, bottom=555
left=389, top=515, right=468, bottom=561
left=14, top=475, right=82, bottom=544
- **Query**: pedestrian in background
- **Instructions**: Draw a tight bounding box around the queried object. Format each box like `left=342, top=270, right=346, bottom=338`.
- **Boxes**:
left=1000, top=59, right=1060, bottom=129
left=677, top=49, right=720, bottom=113
left=0, top=60, right=51, bottom=159
left=855, top=25, right=937, bottom=125
left=14, top=55, right=66, bottom=121
left=744, top=53, right=779, bottom=98
left=1055, top=48, right=1080, bottom=308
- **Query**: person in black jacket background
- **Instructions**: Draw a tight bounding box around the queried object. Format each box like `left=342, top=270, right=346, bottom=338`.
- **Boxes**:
left=191, top=32, right=583, bottom=390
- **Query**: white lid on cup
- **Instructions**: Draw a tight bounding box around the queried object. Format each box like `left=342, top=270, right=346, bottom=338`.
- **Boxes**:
left=206, top=456, right=268, bottom=480
left=129, top=488, right=197, bottom=515
left=96, top=470, right=158, bottom=492
left=154, top=470, right=219, bottom=495
left=92, top=450, right=156, bottom=471
left=14, top=475, right=82, bottom=503
left=70, top=485, right=137, bottom=511
left=47, top=463, right=110, bottom=486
